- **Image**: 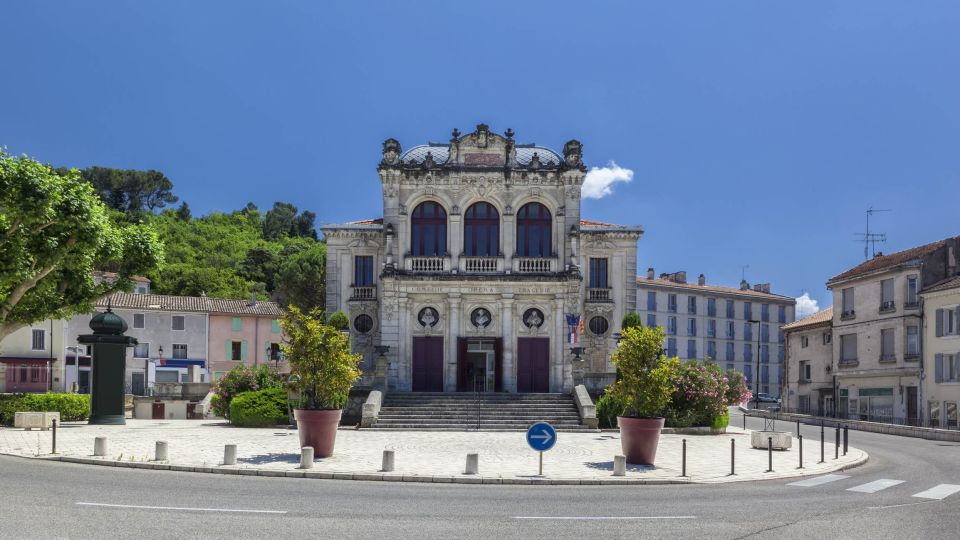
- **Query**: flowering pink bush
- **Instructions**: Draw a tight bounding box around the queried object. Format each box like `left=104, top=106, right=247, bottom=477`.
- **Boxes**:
left=664, top=361, right=751, bottom=427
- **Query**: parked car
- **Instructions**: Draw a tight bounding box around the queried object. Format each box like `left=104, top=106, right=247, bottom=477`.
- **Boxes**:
left=755, top=393, right=781, bottom=404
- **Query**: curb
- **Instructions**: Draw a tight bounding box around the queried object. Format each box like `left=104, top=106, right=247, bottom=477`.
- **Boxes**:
left=1, top=450, right=869, bottom=486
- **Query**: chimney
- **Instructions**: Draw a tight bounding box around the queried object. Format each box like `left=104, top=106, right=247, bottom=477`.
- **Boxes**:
left=698, top=274, right=705, bottom=286
left=740, top=280, right=749, bottom=291
left=949, top=244, right=957, bottom=275
left=753, top=284, right=763, bottom=292
left=249, top=291, right=257, bottom=306
left=761, top=283, right=770, bottom=294
left=675, top=271, right=687, bottom=284
left=647, top=267, right=655, bottom=280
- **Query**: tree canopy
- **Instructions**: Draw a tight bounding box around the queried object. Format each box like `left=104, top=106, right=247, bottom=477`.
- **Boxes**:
left=0, top=153, right=165, bottom=340
left=72, top=166, right=179, bottom=218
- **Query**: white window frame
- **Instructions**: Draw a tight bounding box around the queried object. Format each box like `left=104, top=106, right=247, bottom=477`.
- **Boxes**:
left=134, top=343, right=150, bottom=359
left=172, top=343, right=188, bottom=360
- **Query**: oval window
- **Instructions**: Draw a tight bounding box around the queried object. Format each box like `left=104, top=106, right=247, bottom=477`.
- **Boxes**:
left=589, top=316, right=609, bottom=336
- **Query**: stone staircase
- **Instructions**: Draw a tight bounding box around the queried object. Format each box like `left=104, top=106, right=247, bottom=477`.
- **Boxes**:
left=363, top=392, right=596, bottom=431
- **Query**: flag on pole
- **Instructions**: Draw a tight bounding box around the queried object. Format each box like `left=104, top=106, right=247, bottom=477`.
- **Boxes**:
left=566, top=314, right=581, bottom=345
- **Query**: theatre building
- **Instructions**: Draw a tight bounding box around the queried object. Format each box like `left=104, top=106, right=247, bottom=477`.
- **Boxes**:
left=322, top=124, right=641, bottom=394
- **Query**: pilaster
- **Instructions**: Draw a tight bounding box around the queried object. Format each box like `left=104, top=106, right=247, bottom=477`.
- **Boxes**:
left=501, top=293, right=515, bottom=392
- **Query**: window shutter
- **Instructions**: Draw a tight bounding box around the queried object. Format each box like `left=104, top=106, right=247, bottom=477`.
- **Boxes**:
left=936, top=310, right=944, bottom=337
left=956, top=308, right=960, bottom=335
left=241, top=340, right=248, bottom=361
left=935, top=354, right=944, bottom=383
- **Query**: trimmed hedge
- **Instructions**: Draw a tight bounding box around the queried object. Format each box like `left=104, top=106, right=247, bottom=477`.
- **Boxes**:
left=228, top=387, right=289, bottom=427
left=0, top=393, right=90, bottom=425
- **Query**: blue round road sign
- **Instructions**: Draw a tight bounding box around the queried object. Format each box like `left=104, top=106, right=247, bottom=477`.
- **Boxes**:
left=526, top=422, right=557, bottom=452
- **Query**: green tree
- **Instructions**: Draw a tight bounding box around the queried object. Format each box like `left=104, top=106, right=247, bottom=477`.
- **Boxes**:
left=607, top=325, right=676, bottom=418
left=79, top=166, right=178, bottom=216
left=263, top=202, right=298, bottom=240
left=276, top=243, right=326, bottom=312
left=0, top=153, right=164, bottom=340
left=281, top=307, right=362, bottom=410
left=175, top=202, right=191, bottom=221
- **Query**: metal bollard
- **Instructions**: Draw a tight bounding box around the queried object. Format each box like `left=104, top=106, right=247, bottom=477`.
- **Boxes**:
left=681, top=439, right=687, bottom=477
left=382, top=449, right=395, bottom=472
left=51, top=419, right=57, bottom=454
left=730, top=438, right=735, bottom=476
left=155, top=441, right=168, bottom=461
left=835, top=426, right=840, bottom=460
left=465, top=453, right=479, bottom=475
left=797, top=419, right=801, bottom=437
left=224, top=444, right=237, bottom=466
left=94, top=436, right=107, bottom=457
left=743, top=413, right=747, bottom=430
left=819, top=420, right=825, bottom=463
left=767, top=437, right=773, bottom=472
left=843, top=426, right=848, bottom=455
left=798, top=435, right=803, bottom=469
left=613, top=455, right=626, bottom=477
left=300, top=447, right=314, bottom=469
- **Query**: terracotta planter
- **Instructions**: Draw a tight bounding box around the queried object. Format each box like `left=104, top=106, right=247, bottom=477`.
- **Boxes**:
left=294, top=409, right=342, bottom=458
left=618, top=416, right=665, bottom=465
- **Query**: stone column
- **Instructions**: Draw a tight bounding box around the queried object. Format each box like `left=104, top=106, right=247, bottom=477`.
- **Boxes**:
left=502, top=214, right=515, bottom=273
left=501, top=294, right=515, bottom=392
left=446, top=293, right=461, bottom=392
left=449, top=214, right=462, bottom=273
left=397, top=294, right=409, bottom=391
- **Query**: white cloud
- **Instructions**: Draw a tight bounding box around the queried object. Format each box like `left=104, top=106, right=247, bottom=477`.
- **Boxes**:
left=582, top=161, right=634, bottom=199
left=795, top=293, right=820, bottom=319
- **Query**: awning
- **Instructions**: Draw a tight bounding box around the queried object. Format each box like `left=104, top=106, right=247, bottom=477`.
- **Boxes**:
left=0, top=357, right=52, bottom=364
left=155, top=358, right=206, bottom=368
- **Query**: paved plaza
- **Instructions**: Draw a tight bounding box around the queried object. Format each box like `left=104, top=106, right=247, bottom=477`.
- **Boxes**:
left=0, top=420, right=866, bottom=485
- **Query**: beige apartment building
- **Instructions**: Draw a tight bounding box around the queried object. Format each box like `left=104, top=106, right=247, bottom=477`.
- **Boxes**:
left=921, top=275, right=960, bottom=428
left=635, top=269, right=796, bottom=398
left=782, top=308, right=834, bottom=415
left=826, top=237, right=960, bottom=424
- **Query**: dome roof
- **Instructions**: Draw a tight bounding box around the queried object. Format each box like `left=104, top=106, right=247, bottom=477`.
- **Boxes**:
left=399, top=144, right=562, bottom=167
left=89, top=307, right=128, bottom=335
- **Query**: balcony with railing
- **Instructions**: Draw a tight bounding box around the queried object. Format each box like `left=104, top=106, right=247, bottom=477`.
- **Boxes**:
left=514, top=257, right=556, bottom=273
left=460, top=256, right=503, bottom=274
left=587, top=288, right=612, bottom=302
left=405, top=255, right=449, bottom=273
left=350, top=285, right=377, bottom=301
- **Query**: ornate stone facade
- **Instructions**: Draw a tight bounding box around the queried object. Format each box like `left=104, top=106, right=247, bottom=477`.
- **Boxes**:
left=322, top=125, right=642, bottom=394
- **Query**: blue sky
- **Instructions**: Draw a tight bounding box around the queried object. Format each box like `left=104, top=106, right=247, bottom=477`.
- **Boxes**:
left=3, top=1, right=959, bottom=315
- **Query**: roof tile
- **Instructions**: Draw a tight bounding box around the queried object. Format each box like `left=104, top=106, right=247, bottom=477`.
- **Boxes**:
left=781, top=307, right=833, bottom=331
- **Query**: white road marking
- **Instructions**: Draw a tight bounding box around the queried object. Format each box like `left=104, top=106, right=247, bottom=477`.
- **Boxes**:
left=847, top=479, right=905, bottom=493
left=786, top=474, right=850, bottom=487
left=76, top=502, right=287, bottom=514
left=911, top=484, right=960, bottom=500
left=513, top=516, right=696, bottom=520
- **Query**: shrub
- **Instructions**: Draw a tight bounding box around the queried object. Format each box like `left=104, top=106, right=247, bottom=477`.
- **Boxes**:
left=724, top=369, right=752, bottom=406
left=711, top=410, right=730, bottom=430
left=327, top=310, right=349, bottom=331
left=0, top=393, right=90, bottom=425
left=595, top=392, right=623, bottom=429
left=621, top=311, right=642, bottom=330
left=229, top=387, right=289, bottom=427
left=253, top=364, right=285, bottom=391
left=607, top=326, right=676, bottom=418
left=664, top=361, right=728, bottom=427
left=212, top=365, right=258, bottom=418
left=283, top=307, right=362, bottom=410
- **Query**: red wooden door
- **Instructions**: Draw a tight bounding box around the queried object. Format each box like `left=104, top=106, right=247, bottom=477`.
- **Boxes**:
left=152, top=402, right=165, bottom=420
left=516, top=338, right=550, bottom=393
left=412, top=336, right=444, bottom=392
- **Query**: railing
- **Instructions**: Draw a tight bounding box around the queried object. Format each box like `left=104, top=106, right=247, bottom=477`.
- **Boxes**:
left=350, top=285, right=376, bottom=300
left=879, top=301, right=896, bottom=314
left=462, top=256, right=501, bottom=273
left=407, top=256, right=446, bottom=272
left=840, top=309, right=856, bottom=320
left=587, top=288, right=611, bottom=301
left=515, top=257, right=554, bottom=273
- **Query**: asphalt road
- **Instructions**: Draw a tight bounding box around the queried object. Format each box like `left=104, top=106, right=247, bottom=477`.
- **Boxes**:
left=1, top=415, right=958, bottom=539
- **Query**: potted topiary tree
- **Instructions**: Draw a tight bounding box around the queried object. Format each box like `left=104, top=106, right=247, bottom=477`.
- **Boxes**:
left=607, top=325, right=676, bottom=465
left=280, top=307, right=362, bottom=458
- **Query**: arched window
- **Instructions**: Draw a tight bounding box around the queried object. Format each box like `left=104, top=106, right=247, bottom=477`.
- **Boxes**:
left=411, top=201, right=447, bottom=256
left=464, top=202, right=500, bottom=257
left=516, top=202, right=552, bottom=257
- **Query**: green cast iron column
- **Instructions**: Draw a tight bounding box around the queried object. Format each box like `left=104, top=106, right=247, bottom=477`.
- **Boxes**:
left=78, top=306, right=137, bottom=425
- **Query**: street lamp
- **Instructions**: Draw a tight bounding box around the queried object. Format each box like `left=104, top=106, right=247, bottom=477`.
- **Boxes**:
left=747, top=320, right=761, bottom=411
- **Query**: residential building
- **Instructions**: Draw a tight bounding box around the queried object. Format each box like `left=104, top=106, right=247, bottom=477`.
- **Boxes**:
left=0, top=320, right=67, bottom=393
left=636, top=269, right=796, bottom=398
left=782, top=308, right=834, bottom=415
left=322, top=124, right=642, bottom=394
left=207, top=297, right=285, bottom=382
left=826, top=237, right=960, bottom=424
left=921, top=275, right=960, bottom=428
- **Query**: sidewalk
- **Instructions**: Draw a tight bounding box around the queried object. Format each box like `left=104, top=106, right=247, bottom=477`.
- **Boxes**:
left=0, top=420, right=866, bottom=485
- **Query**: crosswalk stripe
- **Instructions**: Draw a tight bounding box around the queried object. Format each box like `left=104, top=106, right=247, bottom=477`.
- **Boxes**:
left=847, top=479, right=905, bottom=493
left=787, top=474, right=850, bottom=487
left=912, top=484, right=960, bottom=500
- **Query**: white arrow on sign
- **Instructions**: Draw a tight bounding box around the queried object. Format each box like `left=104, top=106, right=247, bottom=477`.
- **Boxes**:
left=530, top=430, right=552, bottom=445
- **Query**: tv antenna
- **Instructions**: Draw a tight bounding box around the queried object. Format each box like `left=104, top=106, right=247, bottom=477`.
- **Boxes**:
left=737, top=264, right=750, bottom=281
left=854, top=206, right=891, bottom=259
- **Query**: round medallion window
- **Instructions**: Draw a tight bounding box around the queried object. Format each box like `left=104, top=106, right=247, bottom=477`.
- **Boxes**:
left=471, top=308, right=492, bottom=329
left=418, top=307, right=439, bottom=328
left=354, top=314, right=373, bottom=334
left=589, top=316, right=609, bottom=336
left=523, top=308, right=545, bottom=329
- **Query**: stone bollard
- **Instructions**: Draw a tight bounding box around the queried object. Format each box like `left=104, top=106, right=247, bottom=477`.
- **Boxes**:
left=93, top=436, right=107, bottom=457
left=613, top=455, right=626, bottom=477
left=224, top=444, right=237, bottom=466
left=382, top=449, right=395, bottom=472
left=155, top=441, right=168, bottom=461
left=465, top=453, right=479, bottom=475
left=300, top=447, right=314, bottom=469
